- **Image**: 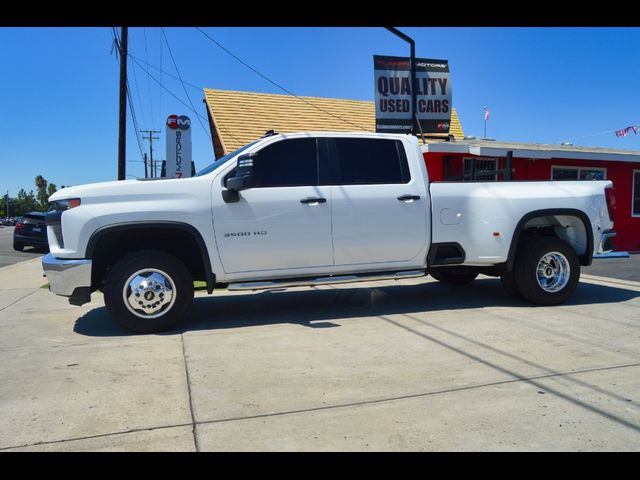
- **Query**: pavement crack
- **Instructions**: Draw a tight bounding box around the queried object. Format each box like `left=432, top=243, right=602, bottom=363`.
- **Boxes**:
left=0, top=423, right=193, bottom=451
left=180, top=330, right=199, bottom=452
left=193, top=362, right=640, bottom=428
left=0, top=288, right=40, bottom=313
left=379, top=315, right=640, bottom=434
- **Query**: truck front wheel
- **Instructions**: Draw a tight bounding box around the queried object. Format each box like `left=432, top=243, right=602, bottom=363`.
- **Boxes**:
left=513, top=236, right=580, bottom=305
left=103, top=250, right=194, bottom=334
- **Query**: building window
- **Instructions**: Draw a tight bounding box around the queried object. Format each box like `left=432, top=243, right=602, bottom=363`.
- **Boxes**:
left=463, top=157, right=498, bottom=181
left=551, top=166, right=606, bottom=181
left=633, top=170, right=640, bottom=217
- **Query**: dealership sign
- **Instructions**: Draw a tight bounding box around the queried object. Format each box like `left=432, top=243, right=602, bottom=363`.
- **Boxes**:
left=373, top=55, right=451, bottom=134
left=165, top=114, right=192, bottom=178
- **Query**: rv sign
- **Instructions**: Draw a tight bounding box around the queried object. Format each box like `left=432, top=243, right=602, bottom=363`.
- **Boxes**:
left=165, top=114, right=192, bottom=178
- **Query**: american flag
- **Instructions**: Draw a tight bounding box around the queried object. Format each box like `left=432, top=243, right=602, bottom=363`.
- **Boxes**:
left=615, top=125, right=639, bottom=137
left=484, top=107, right=490, bottom=121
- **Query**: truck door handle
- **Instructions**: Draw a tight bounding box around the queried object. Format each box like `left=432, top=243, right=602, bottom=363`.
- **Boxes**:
left=300, top=197, right=327, bottom=205
left=397, top=195, right=421, bottom=202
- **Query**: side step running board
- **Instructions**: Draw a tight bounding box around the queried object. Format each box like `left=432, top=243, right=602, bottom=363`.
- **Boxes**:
left=228, top=270, right=426, bottom=291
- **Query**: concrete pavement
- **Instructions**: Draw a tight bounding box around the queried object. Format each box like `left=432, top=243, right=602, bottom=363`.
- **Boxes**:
left=584, top=253, right=640, bottom=282
left=0, top=258, right=639, bottom=451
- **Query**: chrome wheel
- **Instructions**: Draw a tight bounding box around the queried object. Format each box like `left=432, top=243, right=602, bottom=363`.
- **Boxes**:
left=123, top=269, right=177, bottom=319
left=536, top=251, right=570, bottom=293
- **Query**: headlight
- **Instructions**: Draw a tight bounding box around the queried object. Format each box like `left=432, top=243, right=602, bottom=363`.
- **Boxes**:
left=48, top=198, right=81, bottom=212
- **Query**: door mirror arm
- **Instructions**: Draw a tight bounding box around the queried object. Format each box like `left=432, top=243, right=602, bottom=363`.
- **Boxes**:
left=222, top=188, right=240, bottom=203
left=222, top=153, right=257, bottom=203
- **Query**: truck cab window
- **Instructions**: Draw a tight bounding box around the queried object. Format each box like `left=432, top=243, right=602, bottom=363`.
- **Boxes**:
left=253, top=138, right=319, bottom=187
left=333, top=138, right=409, bottom=185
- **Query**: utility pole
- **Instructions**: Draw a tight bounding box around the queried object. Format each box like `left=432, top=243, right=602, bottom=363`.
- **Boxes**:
left=117, top=26, right=128, bottom=181
left=141, top=130, right=160, bottom=178
left=143, top=152, right=148, bottom=179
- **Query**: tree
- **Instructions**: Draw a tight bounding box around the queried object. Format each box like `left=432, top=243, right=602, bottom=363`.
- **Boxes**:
left=47, top=183, right=57, bottom=198
left=0, top=193, right=8, bottom=218
left=35, top=175, right=48, bottom=211
left=14, top=189, right=38, bottom=215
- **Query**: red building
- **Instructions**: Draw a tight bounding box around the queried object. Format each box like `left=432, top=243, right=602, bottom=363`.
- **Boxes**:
left=422, top=139, right=640, bottom=252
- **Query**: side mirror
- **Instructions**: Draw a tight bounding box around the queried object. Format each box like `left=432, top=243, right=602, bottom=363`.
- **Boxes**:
left=222, top=153, right=257, bottom=203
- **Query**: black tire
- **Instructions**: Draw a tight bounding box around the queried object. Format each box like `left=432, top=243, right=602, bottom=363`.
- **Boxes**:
left=103, top=250, right=194, bottom=334
left=13, top=241, right=24, bottom=252
left=513, top=236, right=580, bottom=306
left=500, top=269, right=523, bottom=299
left=429, top=268, right=479, bottom=286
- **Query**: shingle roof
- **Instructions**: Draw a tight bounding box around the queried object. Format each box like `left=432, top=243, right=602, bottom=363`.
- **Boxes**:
left=204, top=88, right=464, bottom=157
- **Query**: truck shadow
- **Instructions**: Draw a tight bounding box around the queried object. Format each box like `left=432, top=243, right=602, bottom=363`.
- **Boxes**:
left=74, top=278, right=640, bottom=337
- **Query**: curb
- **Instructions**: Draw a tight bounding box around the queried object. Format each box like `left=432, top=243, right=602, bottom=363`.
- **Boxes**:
left=581, top=273, right=640, bottom=291
left=0, top=256, right=43, bottom=273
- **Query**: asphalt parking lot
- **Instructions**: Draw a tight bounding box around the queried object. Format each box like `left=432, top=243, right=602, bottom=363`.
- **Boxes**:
left=0, top=257, right=638, bottom=451
left=0, top=226, right=46, bottom=268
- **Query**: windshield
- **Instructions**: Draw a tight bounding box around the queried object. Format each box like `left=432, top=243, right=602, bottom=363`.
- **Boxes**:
left=195, top=141, right=258, bottom=177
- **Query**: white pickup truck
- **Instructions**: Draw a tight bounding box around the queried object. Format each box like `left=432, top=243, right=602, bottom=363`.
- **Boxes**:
left=42, top=132, right=616, bottom=333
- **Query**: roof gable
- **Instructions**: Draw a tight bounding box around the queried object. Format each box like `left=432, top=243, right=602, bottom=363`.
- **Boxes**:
left=204, top=88, right=464, bottom=156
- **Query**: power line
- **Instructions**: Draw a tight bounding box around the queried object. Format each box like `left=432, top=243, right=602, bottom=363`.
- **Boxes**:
left=111, top=28, right=145, bottom=164
left=129, top=55, right=243, bottom=146
left=143, top=27, right=155, bottom=130
left=195, top=27, right=369, bottom=131
left=141, top=130, right=161, bottom=178
left=126, top=81, right=146, bottom=161
left=128, top=52, right=201, bottom=91
left=161, top=27, right=211, bottom=141
left=111, top=27, right=120, bottom=53
left=159, top=29, right=164, bottom=161
left=129, top=45, right=149, bottom=131
left=129, top=57, right=204, bottom=120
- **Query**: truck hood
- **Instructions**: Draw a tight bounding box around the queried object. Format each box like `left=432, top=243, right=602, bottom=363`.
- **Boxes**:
left=48, top=177, right=200, bottom=204
left=49, top=179, right=138, bottom=201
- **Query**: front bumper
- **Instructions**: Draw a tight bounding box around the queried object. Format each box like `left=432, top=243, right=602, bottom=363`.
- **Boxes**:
left=42, top=253, right=92, bottom=305
left=15, top=234, right=49, bottom=247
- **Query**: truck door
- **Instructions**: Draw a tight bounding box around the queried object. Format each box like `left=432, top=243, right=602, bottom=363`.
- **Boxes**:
left=212, top=137, right=333, bottom=274
left=329, top=137, right=429, bottom=267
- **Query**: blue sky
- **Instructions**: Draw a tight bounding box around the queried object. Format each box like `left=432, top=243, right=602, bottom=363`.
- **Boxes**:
left=1, top=27, right=639, bottom=196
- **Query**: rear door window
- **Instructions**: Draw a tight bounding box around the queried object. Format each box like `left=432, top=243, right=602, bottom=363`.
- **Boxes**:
left=331, top=138, right=410, bottom=185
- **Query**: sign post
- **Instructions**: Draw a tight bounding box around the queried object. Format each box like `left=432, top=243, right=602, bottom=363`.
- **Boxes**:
left=165, top=114, right=192, bottom=179
left=374, top=55, right=452, bottom=135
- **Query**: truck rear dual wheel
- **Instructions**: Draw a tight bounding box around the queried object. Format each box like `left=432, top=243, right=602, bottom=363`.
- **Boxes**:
left=503, top=236, right=580, bottom=305
left=103, top=250, right=194, bottom=334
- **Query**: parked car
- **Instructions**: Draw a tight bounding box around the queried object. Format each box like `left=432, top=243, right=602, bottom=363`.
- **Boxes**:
left=14, top=212, right=48, bottom=251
